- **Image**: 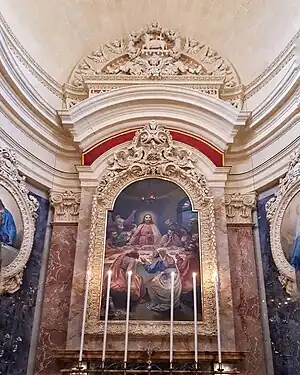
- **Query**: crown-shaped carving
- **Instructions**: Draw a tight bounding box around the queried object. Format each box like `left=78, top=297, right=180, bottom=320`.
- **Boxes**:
left=266, top=147, right=300, bottom=221
left=96, top=121, right=209, bottom=202
left=69, top=22, right=239, bottom=87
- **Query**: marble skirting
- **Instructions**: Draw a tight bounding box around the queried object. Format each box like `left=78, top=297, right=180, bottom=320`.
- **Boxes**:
left=35, top=223, right=77, bottom=375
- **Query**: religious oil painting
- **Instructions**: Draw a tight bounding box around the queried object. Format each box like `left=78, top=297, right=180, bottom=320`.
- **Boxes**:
left=101, top=178, right=202, bottom=322
left=0, top=185, right=23, bottom=267
left=281, top=191, right=300, bottom=271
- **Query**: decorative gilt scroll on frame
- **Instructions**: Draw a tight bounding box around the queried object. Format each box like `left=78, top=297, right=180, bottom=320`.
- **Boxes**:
left=266, top=148, right=300, bottom=297
left=86, top=120, right=218, bottom=337
left=0, top=148, right=39, bottom=293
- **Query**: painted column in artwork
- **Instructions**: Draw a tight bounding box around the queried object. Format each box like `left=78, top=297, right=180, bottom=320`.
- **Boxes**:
left=225, top=192, right=267, bottom=375
left=35, top=190, right=81, bottom=375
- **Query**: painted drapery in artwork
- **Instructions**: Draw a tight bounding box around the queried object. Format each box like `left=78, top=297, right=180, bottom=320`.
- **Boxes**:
left=101, top=178, right=202, bottom=321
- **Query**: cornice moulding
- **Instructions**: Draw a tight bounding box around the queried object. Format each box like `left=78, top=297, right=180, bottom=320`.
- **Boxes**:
left=245, top=31, right=300, bottom=98
left=1, top=83, right=79, bottom=157
left=0, top=127, right=80, bottom=191
left=226, top=139, right=300, bottom=193
left=227, top=99, right=299, bottom=158
left=0, top=14, right=63, bottom=99
left=0, top=30, right=60, bottom=126
left=250, top=60, right=300, bottom=127
left=59, top=85, right=250, bottom=151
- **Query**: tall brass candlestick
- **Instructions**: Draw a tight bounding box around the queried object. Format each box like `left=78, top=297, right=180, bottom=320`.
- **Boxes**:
left=170, top=271, right=175, bottom=368
left=214, top=273, right=222, bottom=366
left=79, top=270, right=90, bottom=363
left=192, top=272, right=198, bottom=367
left=124, top=270, right=132, bottom=367
left=102, top=270, right=112, bottom=364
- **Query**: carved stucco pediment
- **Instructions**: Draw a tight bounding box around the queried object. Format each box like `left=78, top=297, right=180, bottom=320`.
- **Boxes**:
left=65, top=22, right=243, bottom=109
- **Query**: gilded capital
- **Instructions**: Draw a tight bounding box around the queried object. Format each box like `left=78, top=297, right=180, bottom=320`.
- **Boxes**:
left=50, top=190, right=81, bottom=223
left=225, top=192, right=256, bottom=224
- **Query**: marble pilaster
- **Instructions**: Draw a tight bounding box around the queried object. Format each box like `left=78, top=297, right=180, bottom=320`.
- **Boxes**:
left=34, top=191, right=79, bottom=375
left=225, top=192, right=267, bottom=375
left=66, top=187, right=95, bottom=349
left=211, top=187, right=236, bottom=352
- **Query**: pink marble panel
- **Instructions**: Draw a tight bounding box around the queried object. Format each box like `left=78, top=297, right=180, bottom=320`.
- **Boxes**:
left=211, top=188, right=236, bottom=352
left=228, top=225, right=267, bottom=375
left=66, top=187, right=94, bottom=349
left=35, top=224, right=78, bottom=375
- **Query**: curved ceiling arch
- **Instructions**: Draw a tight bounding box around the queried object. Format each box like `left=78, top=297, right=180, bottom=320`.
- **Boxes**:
left=59, top=85, right=249, bottom=152
left=1, top=0, right=299, bottom=85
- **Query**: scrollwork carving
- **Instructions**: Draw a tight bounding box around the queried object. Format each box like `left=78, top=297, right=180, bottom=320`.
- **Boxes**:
left=225, top=192, right=256, bottom=224
left=0, top=148, right=39, bottom=294
left=65, top=22, right=243, bottom=109
left=86, top=121, right=218, bottom=337
left=50, top=190, right=81, bottom=223
left=266, top=148, right=300, bottom=297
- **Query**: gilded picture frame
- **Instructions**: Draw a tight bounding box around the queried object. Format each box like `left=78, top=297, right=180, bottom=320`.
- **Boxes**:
left=86, top=121, right=218, bottom=337
left=0, top=148, right=39, bottom=294
left=266, top=148, right=300, bottom=297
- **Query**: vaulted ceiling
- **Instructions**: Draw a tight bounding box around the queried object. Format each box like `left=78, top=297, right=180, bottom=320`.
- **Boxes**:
left=1, top=0, right=299, bottom=86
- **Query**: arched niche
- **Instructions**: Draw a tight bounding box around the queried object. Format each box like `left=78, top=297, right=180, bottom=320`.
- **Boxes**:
left=86, top=121, right=218, bottom=337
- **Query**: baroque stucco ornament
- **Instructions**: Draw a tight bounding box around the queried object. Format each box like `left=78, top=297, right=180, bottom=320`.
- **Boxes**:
left=65, top=22, right=243, bottom=109
left=50, top=190, right=81, bottom=223
left=0, top=148, right=39, bottom=294
left=266, top=148, right=300, bottom=297
left=86, top=120, right=218, bottom=337
left=225, top=192, right=256, bottom=224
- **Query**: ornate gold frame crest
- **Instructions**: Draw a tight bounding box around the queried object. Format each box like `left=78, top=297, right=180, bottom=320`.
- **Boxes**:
left=86, top=121, right=217, bottom=337
left=0, top=148, right=39, bottom=293
left=266, top=148, right=300, bottom=296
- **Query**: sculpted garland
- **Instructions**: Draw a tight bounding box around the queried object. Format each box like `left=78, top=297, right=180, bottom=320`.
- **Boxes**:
left=0, top=148, right=39, bottom=293
left=86, top=121, right=218, bottom=337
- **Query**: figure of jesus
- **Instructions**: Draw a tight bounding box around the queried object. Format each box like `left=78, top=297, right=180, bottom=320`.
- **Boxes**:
left=129, top=214, right=161, bottom=246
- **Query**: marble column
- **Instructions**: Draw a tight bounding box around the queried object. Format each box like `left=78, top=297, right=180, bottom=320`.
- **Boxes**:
left=225, top=192, right=267, bottom=375
left=34, top=191, right=80, bottom=375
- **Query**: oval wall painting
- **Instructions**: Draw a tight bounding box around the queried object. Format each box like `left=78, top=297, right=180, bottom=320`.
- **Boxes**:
left=281, top=191, right=300, bottom=270
left=0, top=185, right=23, bottom=267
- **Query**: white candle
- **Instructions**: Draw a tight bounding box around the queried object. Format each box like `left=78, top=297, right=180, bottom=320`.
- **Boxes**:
left=214, top=273, right=222, bottom=364
left=124, top=270, right=132, bottom=366
left=79, top=270, right=91, bottom=363
left=170, top=271, right=175, bottom=366
left=192, top=272, right=198, bottom=367
left=102, top=270, right=112, bottom=364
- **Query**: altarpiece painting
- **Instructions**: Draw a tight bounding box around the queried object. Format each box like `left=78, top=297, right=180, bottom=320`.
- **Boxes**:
left=101, top=178, right=202, bottom=322
left=86, top=121, right=217, bottom=337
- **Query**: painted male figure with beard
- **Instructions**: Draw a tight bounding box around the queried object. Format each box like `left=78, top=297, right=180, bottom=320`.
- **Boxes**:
left=129, top=214, right=161, bottom=246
